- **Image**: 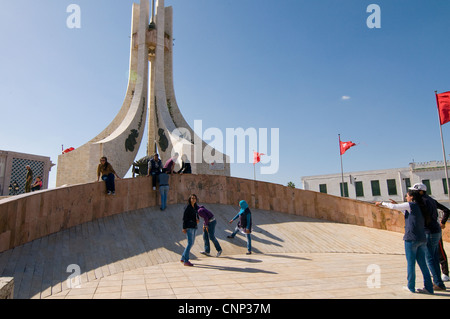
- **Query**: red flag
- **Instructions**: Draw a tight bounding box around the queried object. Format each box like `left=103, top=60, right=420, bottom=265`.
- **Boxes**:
left=340, top=140, right=356, bottom=155
left=253, top=152, right=264, bottom=164
left=436, top=91, right=450, bottom=125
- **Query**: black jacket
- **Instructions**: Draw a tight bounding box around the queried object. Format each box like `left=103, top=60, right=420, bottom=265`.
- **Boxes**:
left=183, top=204, right=199, bottom=229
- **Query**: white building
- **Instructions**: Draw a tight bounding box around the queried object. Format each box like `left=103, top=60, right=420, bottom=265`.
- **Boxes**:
left=301, top=160, right=450, bottom=204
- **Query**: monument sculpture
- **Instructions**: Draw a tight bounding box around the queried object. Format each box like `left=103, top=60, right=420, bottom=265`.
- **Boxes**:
left=56, top=0, right=230, bottom=187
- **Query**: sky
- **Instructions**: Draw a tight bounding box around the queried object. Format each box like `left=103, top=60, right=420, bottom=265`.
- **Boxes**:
left=1, top=0, right=450, bottom=190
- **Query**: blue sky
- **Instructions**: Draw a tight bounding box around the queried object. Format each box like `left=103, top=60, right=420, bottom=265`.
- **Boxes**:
left=1, top=0, right=450, bottom=189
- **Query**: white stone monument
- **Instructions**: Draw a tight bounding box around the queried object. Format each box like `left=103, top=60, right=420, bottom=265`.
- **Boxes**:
left=56, top=0, right=230, bottom=186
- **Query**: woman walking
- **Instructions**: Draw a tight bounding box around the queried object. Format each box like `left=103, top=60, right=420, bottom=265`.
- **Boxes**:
left=376, top=190, right=434, bottom=294
left=181, top=194, right=199, bottom=266
left=227, top=200, right=253, bottom=255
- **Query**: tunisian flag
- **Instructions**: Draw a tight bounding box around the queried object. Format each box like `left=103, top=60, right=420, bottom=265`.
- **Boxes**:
left=436, top=91, right=450, bottom=125
left=339, top=140, right=356, bottom=155
left=253, top=152, right=264, bottom=164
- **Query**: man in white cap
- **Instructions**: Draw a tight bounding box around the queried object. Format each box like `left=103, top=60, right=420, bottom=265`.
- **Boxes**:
left=410, top=183, right=448, bottom=288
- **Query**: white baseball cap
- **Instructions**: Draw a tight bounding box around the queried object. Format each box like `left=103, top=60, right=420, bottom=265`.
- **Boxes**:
left=409, top=183, right=427, bottom=192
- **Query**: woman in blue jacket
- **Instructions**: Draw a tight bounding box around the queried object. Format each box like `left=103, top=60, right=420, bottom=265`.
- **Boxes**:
left=227, top=200, right=252, bottom=255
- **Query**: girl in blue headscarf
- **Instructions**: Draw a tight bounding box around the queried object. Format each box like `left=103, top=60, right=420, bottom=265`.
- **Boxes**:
left=227, top=200, right=252, bottom=255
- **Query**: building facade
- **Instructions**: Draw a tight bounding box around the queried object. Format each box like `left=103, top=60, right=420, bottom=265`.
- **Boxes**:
left=0, top=150, right=54, bottom=196
left=301, top=160, right=450, bottom=204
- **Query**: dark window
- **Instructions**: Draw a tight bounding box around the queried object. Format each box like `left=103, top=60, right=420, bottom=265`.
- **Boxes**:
left=443, top=178, right=449, bottom=195
left=371, top=180, right=381, bottom=196
left=404, top=178, right=411, bottom=190
left=387, top=179, right=397, bottom=195
left=340, top=182, right=349, bottom=197
left=355, top=181, right=364, bottom=197
left=422, top=179, right=431, bottom=195
left=319, top=184, right=327, bottom=194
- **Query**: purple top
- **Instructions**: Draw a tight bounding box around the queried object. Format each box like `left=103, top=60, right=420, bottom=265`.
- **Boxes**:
left=197, top=206, right=214, bottom=226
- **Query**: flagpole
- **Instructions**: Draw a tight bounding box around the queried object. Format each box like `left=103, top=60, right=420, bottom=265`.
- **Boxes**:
left=253, top=164, right=256, bottom=181
left=339, top=134, right=344, bottom=197
left=436, top=91, right=450, bottom=203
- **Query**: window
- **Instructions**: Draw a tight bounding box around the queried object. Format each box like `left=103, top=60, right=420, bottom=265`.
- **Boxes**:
left=387, top=179, right=397, bottom=195
left=422, top=179, right=431, bottom=195
left=355, top=181, right=364, bottom=197
left=404, top=178, right=411, bottom=190
left=443, top=178, right=450, bottom=195
left=340, top=182, right=349, bottom=197
left=319, top=184, right=327, bottom=194
left=371, top=180, right=381, bottom=196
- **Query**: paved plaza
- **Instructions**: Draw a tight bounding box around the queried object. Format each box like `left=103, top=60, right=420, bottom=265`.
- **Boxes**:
left=1, top=203, right=449, bottom=299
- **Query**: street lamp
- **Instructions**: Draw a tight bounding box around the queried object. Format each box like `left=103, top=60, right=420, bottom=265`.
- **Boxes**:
left=8, top=181, right=19, bottom=195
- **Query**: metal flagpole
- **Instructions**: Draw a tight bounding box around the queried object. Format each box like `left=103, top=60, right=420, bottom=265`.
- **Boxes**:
left=339, top=134, right=344, bottom=197
left=436, top=91, right=450, bottom=203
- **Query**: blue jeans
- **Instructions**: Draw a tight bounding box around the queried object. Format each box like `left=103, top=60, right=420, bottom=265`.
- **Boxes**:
left=404, top=240, right=434, bottom=293
left=182, top=228, right=197, bottom=262
left=203, top=220, right=222, bottom=253
left=426, top=231, right=444, bottom=287
left=231, top=226, right=252, bottom=252
left=101, top=174, right=115, bottom=192
left=159, top=185, right=169, bottom=210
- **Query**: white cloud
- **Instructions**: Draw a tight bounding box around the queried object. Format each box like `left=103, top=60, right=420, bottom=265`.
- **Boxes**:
left=341, top=96, right=351, bottom=100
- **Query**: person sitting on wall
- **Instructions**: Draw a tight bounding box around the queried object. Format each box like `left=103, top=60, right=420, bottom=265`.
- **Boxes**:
left=177, top=154, right=192, bottom=175
left=147, top=153, right=162, bottom=190
left=31, top=176, right=43, bottom=191
left=97, top=156, right=120, bottom=195
left=163, top=152, right=179, bottom=174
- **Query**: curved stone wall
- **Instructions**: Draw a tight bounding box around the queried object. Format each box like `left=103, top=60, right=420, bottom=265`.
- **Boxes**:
left=0, top=174, right=447, bottom=253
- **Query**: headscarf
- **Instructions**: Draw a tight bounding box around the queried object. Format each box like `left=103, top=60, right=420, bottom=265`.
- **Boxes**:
left=239, top=200, right=249, bottom=214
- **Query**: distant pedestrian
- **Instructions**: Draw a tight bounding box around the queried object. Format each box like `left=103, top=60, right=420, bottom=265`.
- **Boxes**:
left=181, top=194, right=199, bottom=266
left=198, top=205, right=223, bottom=257
left=227, top=200, right=252, bottom=255
left=158, top=168, right=169, bottom=211
left=164, top=153, right=179, bottom=174
left=376, top=190, right=434, bottom=294
left=147, top=153, right=162, bottom=190
left=97, top=157, right=120, bottom=195
left=25, top=165, right=33, bottom=193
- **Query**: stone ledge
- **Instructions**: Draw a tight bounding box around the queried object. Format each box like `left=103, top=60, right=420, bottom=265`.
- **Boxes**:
left=0, top=277, right=14, bottom=299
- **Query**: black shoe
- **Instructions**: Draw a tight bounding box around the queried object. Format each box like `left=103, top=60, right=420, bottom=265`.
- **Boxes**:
left=246, top=251, right=252, bottom=255
left=227, top=235, right=234, bottom=239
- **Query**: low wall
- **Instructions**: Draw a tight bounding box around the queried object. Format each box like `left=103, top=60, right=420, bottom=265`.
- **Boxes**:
left=0, top=174, right=447, bottom=253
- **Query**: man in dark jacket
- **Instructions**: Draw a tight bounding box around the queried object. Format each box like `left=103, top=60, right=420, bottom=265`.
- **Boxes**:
left=147, top=153, right=162, bottom=190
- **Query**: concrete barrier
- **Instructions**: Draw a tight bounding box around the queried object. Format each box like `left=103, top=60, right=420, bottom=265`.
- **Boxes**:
left=0, top=174, right=446, bottom=253
left=0, top=277, right=14, bottom=299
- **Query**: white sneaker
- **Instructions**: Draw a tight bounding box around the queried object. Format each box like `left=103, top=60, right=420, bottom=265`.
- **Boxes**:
left=442, top=274, right=450, bottom=282
left=403, top=286, right=414, bottom=293
left=153, top=186, right=156, bottom=190
left=200, top=251, right=210, bottom=256
left=216, top=250, right=222, bottom=257
left=416, top=288, right=432, bottom=294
